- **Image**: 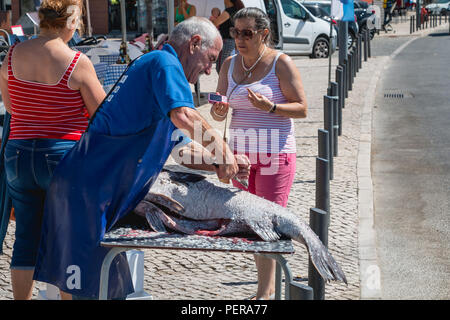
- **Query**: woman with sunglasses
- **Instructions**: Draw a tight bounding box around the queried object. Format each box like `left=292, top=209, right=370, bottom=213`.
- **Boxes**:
left=210, top=7, right=308, bottom=300
left=213, top=0, right=245, bottom=73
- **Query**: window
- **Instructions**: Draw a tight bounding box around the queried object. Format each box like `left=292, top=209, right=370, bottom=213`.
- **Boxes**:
left=280, top=0, right=307, bottom=20
left=320, top=4, right=331, bottom=15
left=20, top=0, right=38, bottom=14
left=304, top=5, right=321, bottom=17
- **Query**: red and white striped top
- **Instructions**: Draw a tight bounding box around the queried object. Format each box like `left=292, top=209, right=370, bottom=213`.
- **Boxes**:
left=227, top=52, right=296, bottom=154
left=7, top=44, right=89, bottom=141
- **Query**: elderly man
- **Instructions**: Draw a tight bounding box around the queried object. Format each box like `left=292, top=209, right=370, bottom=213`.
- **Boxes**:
left=32, top=17, right=245, bottom=300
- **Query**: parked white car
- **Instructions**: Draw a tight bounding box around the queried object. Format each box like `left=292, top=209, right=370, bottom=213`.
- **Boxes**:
left=242, top=0, right=337, bottom=58
left=425, top=0, right=450, bottom=15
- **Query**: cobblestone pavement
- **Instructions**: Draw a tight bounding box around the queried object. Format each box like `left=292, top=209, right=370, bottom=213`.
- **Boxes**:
left=0, top=49, right=385, bottom=301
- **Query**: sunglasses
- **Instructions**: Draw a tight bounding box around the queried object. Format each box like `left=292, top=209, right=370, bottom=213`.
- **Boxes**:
left=229, top=27, right=261, bottom=40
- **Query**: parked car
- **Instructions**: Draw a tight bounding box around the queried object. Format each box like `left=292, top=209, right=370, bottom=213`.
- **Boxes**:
left=301, top=1, right=359, bottom=49
left=425, top=0, right=450, bottom=15
left=242, top=0, right=337, bottom=58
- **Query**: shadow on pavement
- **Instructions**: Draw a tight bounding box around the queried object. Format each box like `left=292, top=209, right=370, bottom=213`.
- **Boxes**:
left=427, top=32, right=450, bottom=37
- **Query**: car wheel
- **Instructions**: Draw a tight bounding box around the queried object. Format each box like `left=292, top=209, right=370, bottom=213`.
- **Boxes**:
left=347, top=32, right=356, bottom=49
left=311, top=37, right=329, bottom=59
left=360, top=26, right=375, bottom=40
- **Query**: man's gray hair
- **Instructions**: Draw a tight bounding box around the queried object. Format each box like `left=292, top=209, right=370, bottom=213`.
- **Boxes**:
left=169, top=17, right=221, bottom=50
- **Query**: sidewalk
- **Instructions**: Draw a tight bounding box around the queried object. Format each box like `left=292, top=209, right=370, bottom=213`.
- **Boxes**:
left=377, top=10, right=449, bottom=37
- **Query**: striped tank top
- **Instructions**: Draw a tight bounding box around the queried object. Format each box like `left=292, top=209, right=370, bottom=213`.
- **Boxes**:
left=7, top=44, right=89, bottom=141
left=227, top=52, right=296, bottom=154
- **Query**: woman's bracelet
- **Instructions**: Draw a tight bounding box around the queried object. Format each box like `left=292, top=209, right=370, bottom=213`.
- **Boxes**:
left=211, top=109, right=227, bottom=119
left=268, top=103, right=277, bottom=113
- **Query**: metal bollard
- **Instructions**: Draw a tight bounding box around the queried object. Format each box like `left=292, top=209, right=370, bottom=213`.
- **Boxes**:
left=315, top=156, right=330, bottom=216
left=348, top=52, right=353, bottom=90
left=336, top=65, right=345, bottom=109
left=344, top=59, right=349, bottom=98
left=355, top=46, right=358, bottom=74
left=323, top=96, right=334, bottom=180
left=358, top=34, right=362, bottom=70
left=318, top=129, right=330, bottom=163
left=289, top=283, right=314, bottom=300
left=330, top=81, right=340, bottom=136
left=308, top=207, right=329, bottom=300
left=364, top=29, right=368, bottom=61
left=335, top=66, right=342, bottom=109
left=332, top=96, right=339, bottom=156
left=413, top=15, right=415, bottom=32
left=367, top=29, right=371, bottom=58
left=410, top=16, right=412, bottom=33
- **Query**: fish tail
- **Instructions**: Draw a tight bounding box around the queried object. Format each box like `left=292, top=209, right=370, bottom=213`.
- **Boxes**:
left=295, top=233, right=348, bottom=284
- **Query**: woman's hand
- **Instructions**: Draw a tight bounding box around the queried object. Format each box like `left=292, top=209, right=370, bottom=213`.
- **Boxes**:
left=210, top=94, right=229, bottom=122
left=247, top=88, right=273, bottom=112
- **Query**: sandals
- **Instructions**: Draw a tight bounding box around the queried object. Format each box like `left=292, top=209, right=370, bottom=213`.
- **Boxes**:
left=244, top=293, right=275, bottom=300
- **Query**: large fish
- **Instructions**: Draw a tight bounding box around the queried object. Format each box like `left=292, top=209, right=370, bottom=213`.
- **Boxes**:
left=134, top=168, right=347, bottom=284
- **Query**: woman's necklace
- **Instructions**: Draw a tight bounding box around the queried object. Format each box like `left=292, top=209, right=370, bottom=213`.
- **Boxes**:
left=241, top=45, right=267, bottom=78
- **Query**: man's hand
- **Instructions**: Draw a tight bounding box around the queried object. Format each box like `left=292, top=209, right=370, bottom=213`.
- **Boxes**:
left=235, top=154, right=250, bottom=180
left=214, top=150, right=239, bottom=181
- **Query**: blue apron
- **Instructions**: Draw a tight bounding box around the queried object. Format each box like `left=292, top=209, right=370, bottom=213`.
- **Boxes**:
left=33, top=114, right=179, bottom=299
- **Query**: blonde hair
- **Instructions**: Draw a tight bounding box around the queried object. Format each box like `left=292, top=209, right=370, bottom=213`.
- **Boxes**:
left=39, top=0, right=84, bottom=32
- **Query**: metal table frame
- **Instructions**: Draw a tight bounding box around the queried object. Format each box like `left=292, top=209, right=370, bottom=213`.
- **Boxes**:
left=98, top=239, right=295, bottom=300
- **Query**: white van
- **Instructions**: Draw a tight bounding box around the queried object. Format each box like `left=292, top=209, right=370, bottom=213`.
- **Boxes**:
left=242, top=0, right=337, bottom=58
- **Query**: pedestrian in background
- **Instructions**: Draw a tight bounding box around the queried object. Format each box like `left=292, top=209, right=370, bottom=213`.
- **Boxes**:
left=209, top=7, right=222, bottom=24
left=210, top=7, right=307, bottom=300
left=0, top=0, right=105, bottom=300
left=174, top=0, right=197, bottom=25
left=213, top=0, right=245, bottom=74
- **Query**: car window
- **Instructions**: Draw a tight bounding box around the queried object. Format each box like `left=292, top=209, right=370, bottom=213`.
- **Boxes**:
left=356, top=1, right=369, bottom=8
left=264, top=0, right=277, bottom=17
left=280, top=0, right=307, bottom=20
left=304, top=5, right=321, bottom=17
left=319, top=3, right=331, bottom=15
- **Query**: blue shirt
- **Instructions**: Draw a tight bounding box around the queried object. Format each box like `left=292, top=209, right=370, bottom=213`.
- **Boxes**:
left=89, top=44, right=194, bottom=144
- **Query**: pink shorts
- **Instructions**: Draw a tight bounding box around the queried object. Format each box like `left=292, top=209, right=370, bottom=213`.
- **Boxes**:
left=232, top=153, right=296, bottom=208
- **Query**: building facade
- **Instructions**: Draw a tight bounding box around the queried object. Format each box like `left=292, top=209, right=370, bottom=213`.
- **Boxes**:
left=4, top=0, right=168, bottom=36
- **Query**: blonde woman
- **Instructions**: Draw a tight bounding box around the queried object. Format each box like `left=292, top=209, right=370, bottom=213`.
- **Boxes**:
left=0, top=0, right=105, bottom=300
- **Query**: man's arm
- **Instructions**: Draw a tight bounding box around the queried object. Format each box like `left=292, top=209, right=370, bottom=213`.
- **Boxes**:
left=171, top=141, right=250, bottom=180
left=169, top=106, right=238, bottom=180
